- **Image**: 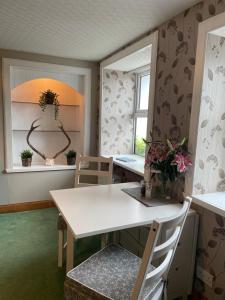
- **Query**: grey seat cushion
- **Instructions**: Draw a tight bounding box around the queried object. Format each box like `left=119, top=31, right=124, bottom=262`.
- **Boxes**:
left=57, top=213, right=67, bottom=230
left=66, top=244, right=163, bottom=300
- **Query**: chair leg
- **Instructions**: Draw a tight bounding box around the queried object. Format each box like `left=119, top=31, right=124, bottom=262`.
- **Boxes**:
left=112, top=231, right=118, bottom=243
left=58, top=229, right=64, bottom=267
left=101, top=233, right=109, bottom=248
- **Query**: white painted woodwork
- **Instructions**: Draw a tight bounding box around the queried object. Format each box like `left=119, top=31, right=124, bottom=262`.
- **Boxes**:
left=57, top=155, right=113, bottom=268
left=186, top=11, right=225, bottom=194
left=119, top=210, right=199, bottom=299
left=99, top=32, right=158, bottom=156
left=105, top=154, right=144, bottom=176
left=2, top=58, right=92, bottom=170
left=192, top=192, right=225, bottom=217
left=6, top=164, right=75, bottom=173
left=131, top=198, right=191, bottom=299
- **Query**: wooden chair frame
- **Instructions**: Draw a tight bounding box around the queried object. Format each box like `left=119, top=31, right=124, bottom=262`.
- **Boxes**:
left=131, top=196, right=192, bottom=300
left=58, top=154, right=113, bottom=267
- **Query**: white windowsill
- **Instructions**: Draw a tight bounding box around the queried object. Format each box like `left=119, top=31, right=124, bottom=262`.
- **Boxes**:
left=5, top=164, right=76, bottom=173
left=104, top=154, right=144, bottom=177
left=192, top=192, right=225, bottom=217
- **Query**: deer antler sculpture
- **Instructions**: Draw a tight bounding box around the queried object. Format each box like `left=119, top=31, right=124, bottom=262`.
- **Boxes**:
left=26, top=119, right=71, bottom=165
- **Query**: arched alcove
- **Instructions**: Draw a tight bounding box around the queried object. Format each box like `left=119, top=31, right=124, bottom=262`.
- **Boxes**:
left=11, top=78, right=84, bottom=106
left=3, top=58, right=91, bottom=171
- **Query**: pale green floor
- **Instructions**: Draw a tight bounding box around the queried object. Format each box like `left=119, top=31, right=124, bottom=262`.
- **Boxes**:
left=0, top=208, right=101, bottom=300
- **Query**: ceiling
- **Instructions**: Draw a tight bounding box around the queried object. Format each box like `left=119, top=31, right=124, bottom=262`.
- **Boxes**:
left=0, top=0, right=199, bottom=61
left=106, top=45, right=151, bottom=72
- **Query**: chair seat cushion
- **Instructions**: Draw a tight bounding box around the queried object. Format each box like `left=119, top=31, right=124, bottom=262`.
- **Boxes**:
left=65, top=244, right=163, bottom=300
left=57, top=213, right=67, bottom=230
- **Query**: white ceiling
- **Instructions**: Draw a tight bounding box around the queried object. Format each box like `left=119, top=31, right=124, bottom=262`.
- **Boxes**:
left=106, top=45, right=151, bottom=72
left=0, top=0, right=199, bottom=61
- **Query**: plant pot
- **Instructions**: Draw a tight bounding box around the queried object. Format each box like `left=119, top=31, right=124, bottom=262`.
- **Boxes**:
left=45, top=96, right=55, bottom=105
left=21, top=158, right=32, bottom=167
left=67, top=156, right=76, bottom=165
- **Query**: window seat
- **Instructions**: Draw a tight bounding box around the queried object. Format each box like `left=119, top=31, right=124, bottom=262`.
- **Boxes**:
left=192, top=192, right=225, bottom=217
left=104, top=154, right=144, bottom=177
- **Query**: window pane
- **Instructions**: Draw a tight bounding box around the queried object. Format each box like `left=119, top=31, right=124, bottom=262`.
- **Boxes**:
left=135, top=117, right=147, bottom=156
left=139, top=74, right=150, bottom=110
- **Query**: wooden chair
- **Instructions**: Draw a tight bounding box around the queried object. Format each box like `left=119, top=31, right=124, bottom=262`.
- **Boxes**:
left=64, top=196, right=192, bottom=300
left=57, top=154, right=113, bottom=267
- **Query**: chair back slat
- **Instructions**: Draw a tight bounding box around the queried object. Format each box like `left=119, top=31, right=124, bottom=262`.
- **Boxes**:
left=74, top=154, right=113, bottom=188
left=131, top=196, right=192, bottom=300
left=153, top=226, right=180, bottom=260
left=146, top=249, right=173, bottom=283
left=158, top=200, right=190, bottom=231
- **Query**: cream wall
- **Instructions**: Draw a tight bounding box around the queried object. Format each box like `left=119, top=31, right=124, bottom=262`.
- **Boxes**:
left=0, top=49, right=99, bottom=204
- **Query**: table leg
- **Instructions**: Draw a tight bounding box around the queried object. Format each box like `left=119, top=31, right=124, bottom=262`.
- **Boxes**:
left=66, top=227, right=74, bottom=273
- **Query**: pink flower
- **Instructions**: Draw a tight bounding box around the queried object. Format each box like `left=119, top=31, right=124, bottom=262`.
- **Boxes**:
left=173, top=153, right=192, bottom=173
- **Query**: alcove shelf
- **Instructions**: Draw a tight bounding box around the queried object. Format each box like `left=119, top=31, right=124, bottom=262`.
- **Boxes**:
left=3, top=58, right=92, bottom=172
left=5, top=164, right=76, bottom=173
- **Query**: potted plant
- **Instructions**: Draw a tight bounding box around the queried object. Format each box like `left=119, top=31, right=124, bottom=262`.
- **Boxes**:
left=39, top=89, right=60, bottom=119
left=21, top=149, right=33, bottom=167
left=65, top=150, right=76, bottom=165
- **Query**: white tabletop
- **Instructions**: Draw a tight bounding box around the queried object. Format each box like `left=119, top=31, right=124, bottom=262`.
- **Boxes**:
left=104, top=154, right=144, bottom=176
left=50, top=182, right=182, bottom=239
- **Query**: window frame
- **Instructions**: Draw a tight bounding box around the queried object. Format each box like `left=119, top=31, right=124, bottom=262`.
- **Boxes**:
left=133, top=70, right=150, bottom=156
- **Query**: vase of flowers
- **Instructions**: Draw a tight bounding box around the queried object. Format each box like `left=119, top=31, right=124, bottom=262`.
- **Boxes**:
left=145, top=137, right=192, bottom=199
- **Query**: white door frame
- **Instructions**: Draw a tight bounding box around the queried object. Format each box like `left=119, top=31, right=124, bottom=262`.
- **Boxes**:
left=186, top=11, right=225, bottom=194
left=99, top=31, right=158, bottom=155
left=2, top=58, right=91, bottom=170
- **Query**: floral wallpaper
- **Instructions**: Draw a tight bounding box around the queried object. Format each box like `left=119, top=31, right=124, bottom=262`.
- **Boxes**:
left=152, top=0, right=225, bottom=143
left=193, top=33, right=225, bottom=195
left=192, top=204, right=225, bottom=300
left=150, top=2, right=225, bottom=299
left=101, top=69, right=135, bottom=155
left=149, top=2, right=225, bottom=299
left=100, top=1, right=225, bottom=299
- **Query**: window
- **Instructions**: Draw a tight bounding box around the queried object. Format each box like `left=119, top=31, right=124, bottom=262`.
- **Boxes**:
left=134, top=72, right=150, bottom=156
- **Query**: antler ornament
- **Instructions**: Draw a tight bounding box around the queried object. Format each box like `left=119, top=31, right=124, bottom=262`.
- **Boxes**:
left=26, top=119, right=71, bottom=165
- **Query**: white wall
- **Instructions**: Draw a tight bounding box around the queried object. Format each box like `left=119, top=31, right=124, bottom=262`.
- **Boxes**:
left=0, top=49, right=98, bottom=205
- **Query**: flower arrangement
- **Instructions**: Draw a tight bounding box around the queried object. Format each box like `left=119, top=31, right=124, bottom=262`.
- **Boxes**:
left=145, top=137, right=192, bottom=186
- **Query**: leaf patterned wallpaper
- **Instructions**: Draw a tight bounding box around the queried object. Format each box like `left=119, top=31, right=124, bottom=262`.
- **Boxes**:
left=146, top=2, right=225, bottom=299
left=99, top=1, right=225, bottom=299
left=192, top=203, right=225, bottom=300
left=193, top=33, right=225, bottom=195
left=101, top=69, right=135, bottom=155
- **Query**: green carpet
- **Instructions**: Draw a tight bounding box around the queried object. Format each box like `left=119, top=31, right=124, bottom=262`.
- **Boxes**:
left=0, top=208, right=101, bottom=300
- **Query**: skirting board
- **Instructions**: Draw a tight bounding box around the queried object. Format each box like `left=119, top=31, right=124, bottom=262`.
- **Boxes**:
left=0, top=200, right=55, bottom=214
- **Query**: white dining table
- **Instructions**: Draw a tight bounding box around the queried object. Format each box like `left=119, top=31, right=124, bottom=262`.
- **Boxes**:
left=50, top=182, right=182, bottom=272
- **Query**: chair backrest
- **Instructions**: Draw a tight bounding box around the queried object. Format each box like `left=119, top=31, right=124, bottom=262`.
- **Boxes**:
left=74, top=154, right=113, bottom=188
left=131, top=196, right=192, bottom=300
